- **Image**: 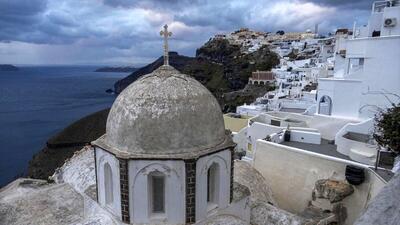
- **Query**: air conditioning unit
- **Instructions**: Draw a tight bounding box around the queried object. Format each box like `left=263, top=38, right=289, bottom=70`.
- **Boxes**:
left=384, top=18, right=397, bottom=27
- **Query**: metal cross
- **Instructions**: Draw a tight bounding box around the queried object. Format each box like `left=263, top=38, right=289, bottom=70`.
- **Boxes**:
left=160, top=24, right=172, bottom=66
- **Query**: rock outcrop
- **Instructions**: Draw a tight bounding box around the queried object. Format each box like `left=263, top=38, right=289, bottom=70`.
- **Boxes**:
left=95, top=66, right=138, bottom=73
left=234, top=160, right=310, bottom=225
left=0, top=179, right=84, bottom=225
left=251, top=202, right=309, bottom=225
left=205, top=215, right=247, bottom=225
left=27, top=108, right=109, bottom=180
left=234, top=160, right=276, bottom=206
left=312, top=179, right=354, bottom=203
left=114, top=39, right=279, bottom=112
left=301, top=179, right=355, bottom=225
left=0, top=64, right=19, bottom=71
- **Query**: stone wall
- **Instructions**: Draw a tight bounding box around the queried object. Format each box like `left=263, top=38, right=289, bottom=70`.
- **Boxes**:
left=118, top=158, right=130, bottom=223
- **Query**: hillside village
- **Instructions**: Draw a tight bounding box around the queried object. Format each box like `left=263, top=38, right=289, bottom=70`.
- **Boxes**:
left=2, top=1, right=400, bottom=225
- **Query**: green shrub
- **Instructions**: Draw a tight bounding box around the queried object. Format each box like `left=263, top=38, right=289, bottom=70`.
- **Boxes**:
left=374, top=103, right=400, bottom=155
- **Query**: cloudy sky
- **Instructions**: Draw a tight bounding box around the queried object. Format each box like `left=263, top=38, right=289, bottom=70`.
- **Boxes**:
left=0, top=0, right=374, bottom=66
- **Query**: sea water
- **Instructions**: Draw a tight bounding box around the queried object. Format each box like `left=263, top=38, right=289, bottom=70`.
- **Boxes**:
left=0, top=66, right=127, bottom=186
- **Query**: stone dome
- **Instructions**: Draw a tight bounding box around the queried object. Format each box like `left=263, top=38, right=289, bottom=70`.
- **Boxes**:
left=104, top=65, right=229, bottom=157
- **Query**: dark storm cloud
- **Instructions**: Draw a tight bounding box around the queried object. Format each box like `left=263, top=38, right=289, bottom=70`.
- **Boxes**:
left=0, top=0, right=87, bottom=44
left=0, top=0, right=47, bottom=23
left=0, top=0, right=47, bottom=42
left=0, top=0, right=378, bottom=65
left=102, top=0, right=201, bottom=10
left=173, top=2, right=247, bottom=30
left=306, top=0, right=375, bottom=9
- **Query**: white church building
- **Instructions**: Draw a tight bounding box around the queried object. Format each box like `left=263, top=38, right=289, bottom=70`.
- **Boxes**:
left=91, top=25, right=247, bottom=224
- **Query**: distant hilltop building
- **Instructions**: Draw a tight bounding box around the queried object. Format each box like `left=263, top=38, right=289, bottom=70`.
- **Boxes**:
left=248, top=71, right=275, bottom=85
left=212, top=28, right=318, bottom=54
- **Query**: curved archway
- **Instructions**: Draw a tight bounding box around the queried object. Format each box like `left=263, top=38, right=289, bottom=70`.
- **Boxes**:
left=254, top=81, right=259, bottom=85
left=130, top=162, right=185, bottom=224
left=104, top=162, right=114, bottom=205
left=318, top=95, right=332, bottom=115
left=195, top=150, right=231, bottom=221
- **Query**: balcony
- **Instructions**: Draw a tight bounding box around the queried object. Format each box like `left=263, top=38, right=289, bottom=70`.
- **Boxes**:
left=372, top=0, right=400, bottom=13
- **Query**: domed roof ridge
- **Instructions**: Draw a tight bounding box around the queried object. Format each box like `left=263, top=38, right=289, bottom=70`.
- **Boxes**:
left=92, top=65, right=234, bottom=159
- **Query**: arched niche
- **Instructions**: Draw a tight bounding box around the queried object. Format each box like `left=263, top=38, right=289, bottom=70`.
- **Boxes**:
left=129, top=160, right=185, bottom=224
left=95, top=148, right=122, bottom=218
left=195, top=150, right=231, bottom=221
left=318, top=95, right=333, bottom=115
left=104, top=162, right=114, bottom=206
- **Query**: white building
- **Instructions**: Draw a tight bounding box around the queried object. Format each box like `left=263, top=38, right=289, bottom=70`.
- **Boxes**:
left=318, top=0, right=400, bottom=119
left=92, top=65, right=249, bottom=224
left=236, top=0, right=400, bottom=163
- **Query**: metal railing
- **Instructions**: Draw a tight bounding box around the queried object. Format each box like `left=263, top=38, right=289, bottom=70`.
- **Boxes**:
left=373, top=0, right=400, bottom=12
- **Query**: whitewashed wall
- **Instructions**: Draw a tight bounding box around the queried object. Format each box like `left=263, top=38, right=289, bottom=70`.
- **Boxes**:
left=290, top=130, right=321, bottom=144
left=358, top=36, right=400, bottom=119
left=95, top=148, right=122, bottom=218
left=253, top=140, right=386, bottom=225
left=195, top=150, right=231, bottom=221
left=335, top=119, right=377, bottom=165
left=380, top=6, right=400, bottom=36
left=317, top=78, right=362, bottom=119
left=128, top=160, right=185, bottom=224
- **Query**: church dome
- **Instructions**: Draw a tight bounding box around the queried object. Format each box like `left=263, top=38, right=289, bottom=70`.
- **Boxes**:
left=104, top=65, right=228, bottom=157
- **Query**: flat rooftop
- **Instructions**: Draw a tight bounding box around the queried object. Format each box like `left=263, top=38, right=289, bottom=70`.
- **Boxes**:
left=280, top=108, right=306, bottom=113
left=281, top=139, right=394, bottom=182
left=371, top=167, right=394, bottom=182
left=281, top=139, right=350, bottom=161
left=223, top=114, right=251, bottom=133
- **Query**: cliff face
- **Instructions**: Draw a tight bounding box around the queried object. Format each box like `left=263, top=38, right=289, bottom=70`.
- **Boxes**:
left=95, top=66, right=138, bottom=73
left=27, top=38, right=279, bottom=180
left=114, top=52, right=194, bottom=94
left=27, top=109, right=109, bottom=180
left=0, top=64, right=19, bottom=71
left=114, top=39, right=279, bottom=112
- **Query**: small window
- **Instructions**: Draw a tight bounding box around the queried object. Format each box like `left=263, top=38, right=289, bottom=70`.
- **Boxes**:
left=150, top=173, right=165, bottom=214
left=104, top=163, right=114, bottom=205
left=271, top=119, right=281, bottom=127
left=207, top=163, right=219, bottom=210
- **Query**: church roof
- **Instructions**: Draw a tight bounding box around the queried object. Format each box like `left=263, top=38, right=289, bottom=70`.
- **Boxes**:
left=92, top=65, right=234, bottom=159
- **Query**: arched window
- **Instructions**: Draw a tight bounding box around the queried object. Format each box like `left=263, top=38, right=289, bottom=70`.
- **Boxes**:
left=318, top=95, right=332, bottom=115
left=104, top=163, right=114, bottom=205
left=207, top=163, right=219, bottom=210
left=254, top=81, right=259, bottom=85
left=149, top=171, right=165, bottom=214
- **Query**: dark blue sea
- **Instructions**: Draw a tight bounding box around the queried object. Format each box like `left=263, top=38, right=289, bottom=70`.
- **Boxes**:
left=0, top=66, right=127, bottom=186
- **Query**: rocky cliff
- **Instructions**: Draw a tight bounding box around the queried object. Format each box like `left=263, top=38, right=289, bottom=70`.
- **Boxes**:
left=0, top=64, right=19, bottom=71
left=27, top=38, right=279, bottom=180
left=95, top=66, right=138, bottom=73
left=27, top=109, right=109, bottom=180
left=114, top=39, right=279, bottom=112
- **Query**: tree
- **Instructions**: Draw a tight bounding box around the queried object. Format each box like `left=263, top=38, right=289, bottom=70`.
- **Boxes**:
left=374, top=103, right=400, bottom=155
left=276, top=30, right=285, bottom=35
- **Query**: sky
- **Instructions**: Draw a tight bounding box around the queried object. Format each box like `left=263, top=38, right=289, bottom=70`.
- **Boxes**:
left=0, top=0, right=375, bottom=66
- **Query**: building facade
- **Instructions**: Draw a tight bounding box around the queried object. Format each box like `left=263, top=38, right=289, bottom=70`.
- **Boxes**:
left=248, top=71, right=276, bottom=85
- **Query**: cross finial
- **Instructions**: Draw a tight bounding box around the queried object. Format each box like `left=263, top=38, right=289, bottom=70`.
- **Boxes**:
left=160, top=24, right=172, bottom=66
